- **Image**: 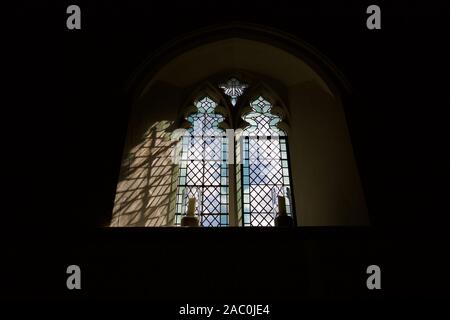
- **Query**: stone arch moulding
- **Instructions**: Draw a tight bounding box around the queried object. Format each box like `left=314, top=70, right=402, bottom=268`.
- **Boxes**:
left=125, top=22, right=352, bottom=106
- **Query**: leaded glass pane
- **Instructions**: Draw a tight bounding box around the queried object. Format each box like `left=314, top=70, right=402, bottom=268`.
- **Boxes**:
left=175, top=96, right=229, bottom=226
left=241, top=96, right=294, bottom=226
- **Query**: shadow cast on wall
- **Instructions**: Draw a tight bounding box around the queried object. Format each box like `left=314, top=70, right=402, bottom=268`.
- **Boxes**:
left=111, top=121, right=177, bottom=226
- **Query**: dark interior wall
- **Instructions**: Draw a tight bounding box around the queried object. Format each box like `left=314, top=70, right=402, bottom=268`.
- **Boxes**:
left=4, top=0, right=450, bottom=300
left=5, top=0, right=443, bottom=229
left=50, top=0, right=448, bottom=229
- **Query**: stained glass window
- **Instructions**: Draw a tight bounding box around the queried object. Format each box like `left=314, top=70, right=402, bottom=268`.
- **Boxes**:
left=175, top=96, right=229, bottom=226
left=219, top=78, right=248, bottom=106
left=241, top=96, right=294, bottom=226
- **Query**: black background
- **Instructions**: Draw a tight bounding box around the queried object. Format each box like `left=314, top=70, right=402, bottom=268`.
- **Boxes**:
left=3, top=0, right=450, bottom=306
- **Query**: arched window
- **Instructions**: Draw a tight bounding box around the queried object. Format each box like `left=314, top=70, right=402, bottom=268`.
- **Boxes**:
left=174, top=78, right=295, bottom=227
left=174, top=96, right=229, bottom=226
left=111, top=26, right=369, bottom=228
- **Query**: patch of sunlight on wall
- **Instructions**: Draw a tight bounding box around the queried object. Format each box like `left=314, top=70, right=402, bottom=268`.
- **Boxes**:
left=110, top=121, right=177, bottom=227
